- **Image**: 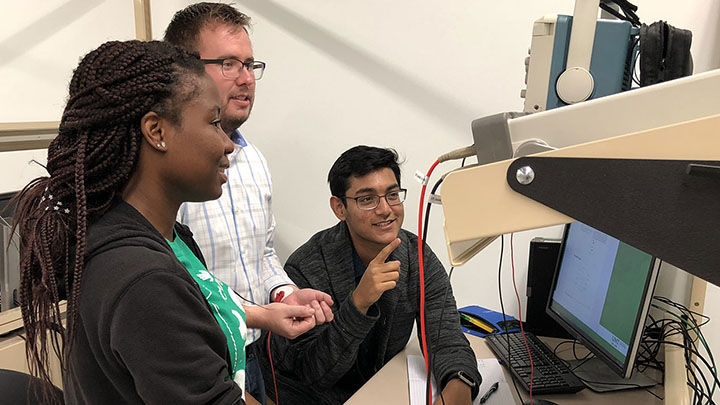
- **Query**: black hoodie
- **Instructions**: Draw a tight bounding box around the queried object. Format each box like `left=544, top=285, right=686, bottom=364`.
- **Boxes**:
left=63, top=201, right=244, bottom=404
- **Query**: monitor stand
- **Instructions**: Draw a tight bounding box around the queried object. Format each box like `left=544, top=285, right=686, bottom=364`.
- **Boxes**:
left=568, top=357, right=657, bottom=392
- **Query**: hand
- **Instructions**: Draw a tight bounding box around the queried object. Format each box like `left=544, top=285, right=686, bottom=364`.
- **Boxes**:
left=351, top=238, right=401, bottom=315
left=244, top=303, right=316, bottom=339
left=245, top=392, right=261, bottom=405
left=283, top=288, right=335, bottom=324
left=433, top=378, right=472, bottom=405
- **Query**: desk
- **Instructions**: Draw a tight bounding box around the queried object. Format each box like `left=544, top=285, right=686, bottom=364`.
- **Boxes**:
left=346, top=333, right=663, bottom=404
left=0, top=306, right=64, bottom=388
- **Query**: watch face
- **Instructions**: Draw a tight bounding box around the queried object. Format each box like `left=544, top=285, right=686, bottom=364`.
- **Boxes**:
left=457, top=371, right=477, bottom=387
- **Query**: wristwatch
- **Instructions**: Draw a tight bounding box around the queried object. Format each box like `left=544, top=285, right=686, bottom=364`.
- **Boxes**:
left=450, top=370, right=479, bottom=397
left=454, top=370, right=477, bottom=388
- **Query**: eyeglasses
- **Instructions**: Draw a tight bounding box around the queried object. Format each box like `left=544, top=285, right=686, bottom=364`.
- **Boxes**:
left=201, top=58, right=266, bottom=80
left=344, top=189, right=407, bottom=210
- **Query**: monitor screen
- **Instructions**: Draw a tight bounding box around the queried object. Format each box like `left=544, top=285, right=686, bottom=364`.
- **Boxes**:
left=0, top=191, right=20, bottom=313
left=546, top=222, right=659, bottom=379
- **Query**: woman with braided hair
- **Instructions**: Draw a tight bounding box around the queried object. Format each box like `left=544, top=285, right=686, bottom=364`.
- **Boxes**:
left=13, top=40, right=321, bottom=404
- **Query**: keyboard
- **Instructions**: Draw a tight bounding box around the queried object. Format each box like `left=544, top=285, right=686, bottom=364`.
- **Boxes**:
left=485, top=331, right=585, bottom=394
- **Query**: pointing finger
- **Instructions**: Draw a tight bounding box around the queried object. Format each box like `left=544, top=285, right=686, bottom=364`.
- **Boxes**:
left=370, top=238, right=401, bottom=265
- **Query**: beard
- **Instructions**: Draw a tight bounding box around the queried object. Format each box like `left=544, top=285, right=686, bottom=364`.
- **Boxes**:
left=220, top=101, right=253, bottom=132
left=221, top=116, right=247, bottom=133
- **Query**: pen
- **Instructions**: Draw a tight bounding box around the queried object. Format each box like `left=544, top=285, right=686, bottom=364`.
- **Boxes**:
left=459, top=313, right=497, bottom=334
left=460, top=312, right=493, bottom=333
left=479, top=381, right=499, bottom=404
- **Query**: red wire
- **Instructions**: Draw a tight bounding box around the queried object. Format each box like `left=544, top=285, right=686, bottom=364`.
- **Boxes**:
left=510, top=233, right=533, bottom=404
left=418, top=159, right=439, bottom=404
left=267, top=331, right=280, bottom=405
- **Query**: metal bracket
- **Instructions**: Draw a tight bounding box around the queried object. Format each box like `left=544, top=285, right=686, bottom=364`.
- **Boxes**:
left=507, top=156, right=720, bottom=286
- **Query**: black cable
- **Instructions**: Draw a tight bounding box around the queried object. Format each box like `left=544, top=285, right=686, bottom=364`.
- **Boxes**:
left=427, top=267, right=455, bottom=405
left=603, top=0, right=641, bottom=26
left=564, top=313, right=663, bottom=399
left=686, top=361, right=710, bottom=405
left=686, top=356, right=712, bottom=405
left=682, top=331, right=715, bottom=405
left=658, top=340, right=720, bottom=389
left=553, top=339, right=594, bottom=365
left=497, top=235, right=524, bottom=402
left=644, top=386, right=665, bottom=401
left=652, top=295, right=717, bottom=401
left=422, top=177, right=444, bottom=243
left=635, top=334, right=664, bottom=373
left=552, top=339, right=576, bottom=357
left=422, top=157, right=467, bottom=243
left=545, top=292, right=716, bottom=403
left=614, top=0, right=638, bottom=13
left=423, top=261, right=435, bottom=405
left=569, top=355, right=594, bottom=372
left=553, top=304, right=677, bottom=400
left=654, top=295, right=709, bottom=320
left=420, top=157, right=468, bottom=404
left=572, top=340, right=593, bottom=362
left=566, top=318, right=665, bottom=401
left=629, top=35, right=641, bottom=87
left=653, top=296, right=711, bottom=328
left=600, top=3, right=634, bottom=25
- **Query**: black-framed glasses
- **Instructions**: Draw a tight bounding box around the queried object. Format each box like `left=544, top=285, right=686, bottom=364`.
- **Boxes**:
left=201, top=58, right=266, bottom=80
left=344, top=189, right=407, bottom=210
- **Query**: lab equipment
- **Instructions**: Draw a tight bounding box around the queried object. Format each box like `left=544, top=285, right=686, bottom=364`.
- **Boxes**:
left=545, top=222, right=659, bottom=390
left=522, top=14, right=636, bottom=112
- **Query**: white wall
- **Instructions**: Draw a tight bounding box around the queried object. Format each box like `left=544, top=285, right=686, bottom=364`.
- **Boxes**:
left=3, top=0, right=720, bottom=398
left=154, top=0, right=720, bottom=313
left=0, top=0, right=137, bottom=123
left=0, top=0, right=137, bottom=191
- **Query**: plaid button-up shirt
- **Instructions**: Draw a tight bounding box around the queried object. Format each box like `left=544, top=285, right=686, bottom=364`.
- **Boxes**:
left=178, top=130, right=294, bottom=343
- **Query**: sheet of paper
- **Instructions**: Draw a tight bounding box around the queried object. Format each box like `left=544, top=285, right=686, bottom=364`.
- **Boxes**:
left=407, top=355, right=514, bottom=405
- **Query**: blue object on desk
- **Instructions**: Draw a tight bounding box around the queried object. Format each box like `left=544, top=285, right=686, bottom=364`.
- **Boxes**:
left=458, top=305, right=520, bottom=338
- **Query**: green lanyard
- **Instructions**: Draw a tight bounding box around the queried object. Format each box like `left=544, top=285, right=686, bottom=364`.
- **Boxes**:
left=167, top=231, right=247, bottom=380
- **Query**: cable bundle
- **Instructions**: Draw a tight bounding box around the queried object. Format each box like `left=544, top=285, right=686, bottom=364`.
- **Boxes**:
left=644, top=294, right=718, bottom=404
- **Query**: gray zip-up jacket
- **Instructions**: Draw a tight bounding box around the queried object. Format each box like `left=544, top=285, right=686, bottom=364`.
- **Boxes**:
left=261, top=222, right=481, bottom=404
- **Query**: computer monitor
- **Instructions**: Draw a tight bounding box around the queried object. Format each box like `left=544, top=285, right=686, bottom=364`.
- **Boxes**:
left=0, top=191, right=20, bottom=313
left=546, top=222, right=659, bottom=386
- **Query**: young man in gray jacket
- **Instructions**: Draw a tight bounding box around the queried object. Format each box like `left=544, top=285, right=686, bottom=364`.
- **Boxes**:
left=261, top=146, right=481, bottom=404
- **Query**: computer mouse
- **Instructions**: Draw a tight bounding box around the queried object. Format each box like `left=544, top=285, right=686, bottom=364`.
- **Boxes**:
left=523, top=400, right=559, bottom=405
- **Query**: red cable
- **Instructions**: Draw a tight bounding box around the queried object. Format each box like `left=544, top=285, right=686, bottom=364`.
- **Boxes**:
left=266, top=291, right=286, bottom=405
left=267, top=331, right=280, bottom=405
left=510, top=233, right=533, bottom=404
left=418, top=159, right=439, bottom=404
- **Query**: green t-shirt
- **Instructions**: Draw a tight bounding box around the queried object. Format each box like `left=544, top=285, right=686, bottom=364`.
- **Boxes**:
left=167, top=232, right=247, bottom=386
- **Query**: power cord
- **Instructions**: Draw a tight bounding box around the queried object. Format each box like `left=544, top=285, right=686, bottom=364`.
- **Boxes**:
left=650, top=295, right=718, bottom=404
left=267, top=331, right=280, bottom=405
left=510, top=233, right=534, bottom=404
left=417, top=159, right=440, bottom=405
left=497, top=235, right=525, bottom=403
left=427, top=266, right=455, bottom=405
left=420, top=157, right=469, bottom=404
left=600, top=0, right=641, bottom=26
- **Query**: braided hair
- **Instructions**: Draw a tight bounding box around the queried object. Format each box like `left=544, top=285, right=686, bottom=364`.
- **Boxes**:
left=11, top=40, right=205, bottom=398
